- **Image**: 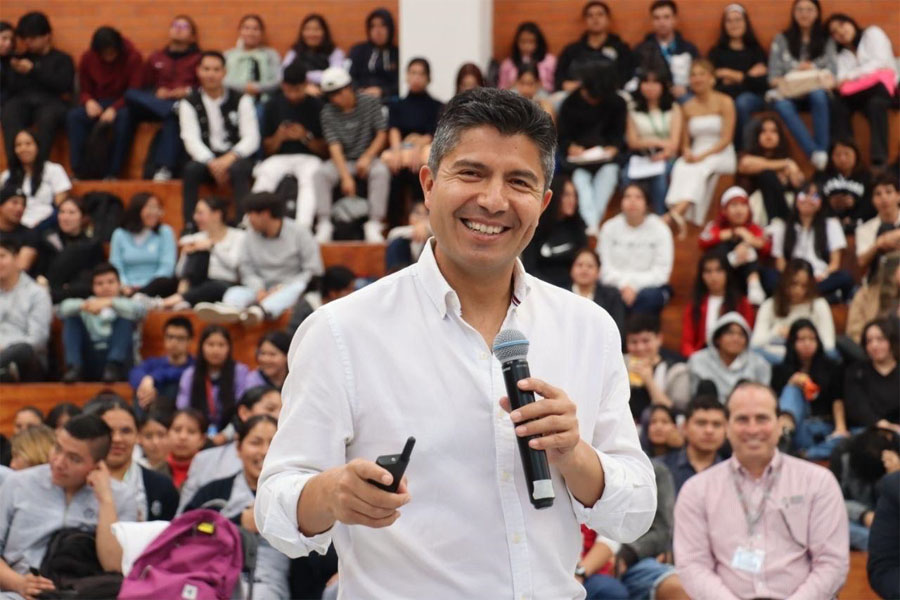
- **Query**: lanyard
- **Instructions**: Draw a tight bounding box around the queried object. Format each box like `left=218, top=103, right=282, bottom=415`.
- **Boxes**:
left=731, top=463, right=781, bottom=536
left=646, top=110, right=668, bottom=139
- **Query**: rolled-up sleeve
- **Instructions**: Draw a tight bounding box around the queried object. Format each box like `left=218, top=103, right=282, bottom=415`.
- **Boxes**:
left=255, top=308, right=355, bottom=558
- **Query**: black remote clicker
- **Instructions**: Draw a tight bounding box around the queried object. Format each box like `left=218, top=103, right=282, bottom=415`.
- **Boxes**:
left=367, top=436, right=415, bottom=493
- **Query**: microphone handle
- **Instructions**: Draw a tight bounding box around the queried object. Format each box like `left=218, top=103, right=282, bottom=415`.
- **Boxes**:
left=501, top=359, right=554, bottom=509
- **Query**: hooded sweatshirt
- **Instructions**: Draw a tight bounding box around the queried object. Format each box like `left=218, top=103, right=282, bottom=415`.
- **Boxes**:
left=78, top=37, right=144, bottom=109
left=348, top=8, right=399, bottom=98
left=687, top=312, right=771, bottom=404
left=141, top=44, right=201, bottom=91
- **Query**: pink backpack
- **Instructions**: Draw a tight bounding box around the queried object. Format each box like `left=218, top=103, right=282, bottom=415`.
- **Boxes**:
left=118, top=509, right=243, bottom=600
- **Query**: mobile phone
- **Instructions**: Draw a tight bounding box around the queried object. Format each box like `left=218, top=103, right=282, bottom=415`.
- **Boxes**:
left=367, top=436, right=415, bottom=493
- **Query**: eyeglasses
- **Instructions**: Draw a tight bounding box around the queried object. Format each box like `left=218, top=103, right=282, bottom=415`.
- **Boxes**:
left=171, top=22, right=193, bottom=31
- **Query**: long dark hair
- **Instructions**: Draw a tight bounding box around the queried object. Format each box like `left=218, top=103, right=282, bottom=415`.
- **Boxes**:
left=510, top=22, right=548, bottom=67
left=784, top=0, right=827, bottom=60
left=631, top=66, right=674, bottom=113
left=8, top=129, right=45, bottom=196
left=774, top=258, right=818, bottom=317
left=691, top=252, right=744, bottom=329
left=714, top=4, right=763, bottom=52
left=862, top=317, right=900, bottom=363
left=782, top=318, right=826, bottom=370
left=121, top=192, right=160, bottom=234
left=535, top=175, right=586, bottom=241
left=825, top=138, right=865, bottom=177
left=784, top=181, right=829, bottom=263
left=292, top=14, right=335, bottom=60
left=825, top=13, right=863, bottom=51
left=190, top=325, right=237, bottom=428
left=747, top=116, right=790, bottom=159
left=455, top=63, right=484, bottom=93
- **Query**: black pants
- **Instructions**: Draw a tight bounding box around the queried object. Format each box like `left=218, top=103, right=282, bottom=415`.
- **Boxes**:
left=182, top=158, right=254, bottom=226
left=1, top=93, right=68, bottom=163
left=183, top=279, right=233, bottom=305
left=754, top=169, right=792, bottom=223
left=0, top=343, right=46, bottom=382
left=832, top=83, right=892, bottom=167
left=139, top=276, right=180, bottom=298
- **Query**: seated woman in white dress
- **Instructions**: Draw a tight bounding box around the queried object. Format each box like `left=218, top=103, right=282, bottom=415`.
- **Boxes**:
left=664, top=59, right=737, bottom=237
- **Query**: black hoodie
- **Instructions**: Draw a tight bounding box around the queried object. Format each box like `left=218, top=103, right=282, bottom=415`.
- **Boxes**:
left=348, top=8, right=399, bottom=99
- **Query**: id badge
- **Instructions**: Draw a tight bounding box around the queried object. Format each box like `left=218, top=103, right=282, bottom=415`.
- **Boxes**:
left=731, top=546, right=765, bottom=574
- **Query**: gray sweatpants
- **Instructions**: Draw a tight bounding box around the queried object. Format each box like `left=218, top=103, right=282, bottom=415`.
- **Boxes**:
left=312, top=158, right=390, bottom=221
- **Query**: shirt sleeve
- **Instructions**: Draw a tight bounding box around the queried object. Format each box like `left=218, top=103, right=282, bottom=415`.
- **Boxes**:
left=750, top=299, right=776, bottom=349
left=282, top=226, right=324, bottom=290
left=233, top=95, right=261, bottom=159
left=0, top=474, right=17, bottom=558
left=255, top=308, right=356, bottom=558
left=152, top=226, right=177, bottom=279
left=825, top=218, right=847, bottom=252
left=176, top=368, right=192, bottom=410
left=811, top=299, right=836, bottom=352
left=46, top=163, right=72, bottom=195
left=855, top=220, right=877, bottom=257
left=25, top=285, right=52, bottom=351
left=179, top=99, right=216, bottom=163
left=259, top=48, right=282, bottom=95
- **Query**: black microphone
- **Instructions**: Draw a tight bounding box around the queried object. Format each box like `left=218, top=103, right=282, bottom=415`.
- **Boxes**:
left=492, top=329, right=554, bottom=509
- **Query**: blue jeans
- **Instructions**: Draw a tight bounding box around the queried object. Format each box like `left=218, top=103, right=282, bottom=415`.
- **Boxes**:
left=66, top=99, right=133, bottom=178
left=778, top=384, right=844, bottom=460
left=817, top=269, right=855, bottom=303
left=772, top=89, right=830, bottom=157
left=222, top=279, right=309, bottom=318
left=573, top=163, right=619, bottom=231
left=622, top=558, right=676, bottom=600
left=621, top=159, right=674, bottom=215
left=734, top=92, right=766, bottom=150
left=849, top=521, right=870, bottom=551
left=63, top=315, right=135, bottom=380
left=583, top=573, right=629, bottom=600
left=124, top=89, right=181, bottom=170
left=630, top=285, right=671, bottom=316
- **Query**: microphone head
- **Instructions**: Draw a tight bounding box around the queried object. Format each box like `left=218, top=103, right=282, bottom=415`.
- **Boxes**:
left=492, top=329, right=529, bottom=363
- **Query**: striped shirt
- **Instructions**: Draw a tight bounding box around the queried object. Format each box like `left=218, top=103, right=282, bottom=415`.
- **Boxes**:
left=320, top=92, right=387, bottom=160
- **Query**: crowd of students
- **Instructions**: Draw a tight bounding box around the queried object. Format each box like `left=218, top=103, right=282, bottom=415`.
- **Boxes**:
left=0, top=0, right=899, bottom=598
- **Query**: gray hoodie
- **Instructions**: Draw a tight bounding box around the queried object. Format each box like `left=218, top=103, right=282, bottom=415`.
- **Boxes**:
left=687, top=312, right=772, bottom=404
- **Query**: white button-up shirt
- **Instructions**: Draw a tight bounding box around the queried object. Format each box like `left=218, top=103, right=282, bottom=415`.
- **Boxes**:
left=256, top=241, right=656, bottom=599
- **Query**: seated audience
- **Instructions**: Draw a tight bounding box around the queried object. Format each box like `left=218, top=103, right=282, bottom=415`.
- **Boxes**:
left=558, top=62, right=625, bottom=236
left=674, top=383, right=849, bottom=600
left=522, top=176, right=587, bottom=289
left=124, top=15, right=200, bottom=181
left=313, top=67, right=389, bottom=242
left=129, top=316, right=195, bottom=415
left=0, top=239, right=51, bottom=382
left=281, top=14, right=345, bottom=96
left=110, top=192, right=176, bottom=297
left=247, top=331, right=290, bottom=390
left=1, top=11, right=74, bottom=164
left=0, top=187, right=38, bottom=272
left=625, top=314, right=690, bottom=418
left=642, top=405, right=684, bottom=457
left=385, top=202, right=431, bottom=274
left=658, top=394, right=726, bottom=496
left=827, top=13, right=896, bottom=169
left=752, top=259, right=836, bottom=362
left=455, top=63, right=485, bottom=95
left=137, top=409, right=171, bottom=472
left=568, top=249, right=626, bottom=341
left=348, top=8, right=398, bottom=100
left=287, top=265, right=357, bottom=334
left=0, top=129, right=71, bottom=230
left=847, top=256, right=899, bottom=354
left=767, top=0, right=836, bottom=170
left=252, top=61, right=326, bottom=229
left=9, top=425, right=54, bottom=471
left=737, top=116, right=803, bottom=225
left=698, top=186, right=770, bottom=304
left=381, top=58, right=442, bottom=177
left=599, top=183, right=674, bottom=315
left=33, top=196, right=105, bottom=304
left=498, top=22, right=556, bottom=92
left=770, top=181, right=854, bottom=301
left=709, top=4, right=768, bottom=149
left=688, top=312, right=771, bottom=403
left=60, top=263, right=145, bottom=383
left=66, top=26, right=142, bottom=180
left=0, top=414, right=138, bottom=597
left=855, top=172, right=900, bottom=281
left=633, top=0, right=699, bottom=99
left=180, top=51, right=259, bottom=226
left=868, top=471, right=900, bottom=599
left=224, top=15, right=281, bottom=103
left=159, top=408, right=207, bottom=489
left=844, top=319, right=900, bottom=431
left=772, top=319, right=846, bottom=458
left=555, top=1, right=633, bottom=92
left=44, top=403, right=81, bottom=433
left=196, top=192, right=323, bottom=324
left=681, top=252, right=754, bottom=358
left=815, top=139, right=875, bottom=234
left=624, top=66, right=682, bottom=215
left=664, top=59, right=736, bottom=235
left=88, top=396, right=179, bottom=521
left=183, top=415, right=289, bottom=597
left=12, top=407, right=43, bottom=435
left=0, top=22, right=13, bottom=103
left=512, top=64, right=556, bottom=120
left=179, top=385, right=282, bottom=513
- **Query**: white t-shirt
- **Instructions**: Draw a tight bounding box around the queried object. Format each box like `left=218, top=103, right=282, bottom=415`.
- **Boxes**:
left=770, top=217, right=846, bottom=277
left=0, top=162, right=72, bottom=228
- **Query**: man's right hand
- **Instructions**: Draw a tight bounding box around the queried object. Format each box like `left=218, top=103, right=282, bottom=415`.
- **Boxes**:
left=85, top=99, right=104, bottom=119
left=19, top=572, right=56, bottom=600
left=315, top=459, right=410, bottom=531
left=340, top=175, right=357, bottom=197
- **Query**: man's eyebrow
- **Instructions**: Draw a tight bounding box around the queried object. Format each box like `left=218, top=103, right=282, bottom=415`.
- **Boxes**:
left=449, top=160, right=539, bottom=185
left=506, top=169, right=540, bottom=185
left=449, top=159, right=488, bottom=171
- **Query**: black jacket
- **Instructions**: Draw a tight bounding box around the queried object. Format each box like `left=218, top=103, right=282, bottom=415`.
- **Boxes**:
left=348, top=9, right=399, bottom=99
left=5, top=48, right=74, bottom=100
left=141, top=464, right=179, bottom=521
left=522, top=216, right=587, bottom=289
left=555, top=33, right=634, bottom=89
left=868, top=471, right=900, bottom=599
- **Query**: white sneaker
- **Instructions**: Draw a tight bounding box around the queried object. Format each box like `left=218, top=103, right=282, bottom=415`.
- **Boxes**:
left=152, top=167, right=173, bottom=182
left=363, top=220, right=385, bottom=243
left=747, top=279, right=766, bottom=306
left=172, top=300, right=191, bottom=311
left=315, top=220, right=334, bottom=244
left=811, top=151, right=828, bottom=171
left=240, top=305, right=265, bottom=326
left=132, top=292, right=163, bottom=311
left=195, top=302, right=241, bottom=324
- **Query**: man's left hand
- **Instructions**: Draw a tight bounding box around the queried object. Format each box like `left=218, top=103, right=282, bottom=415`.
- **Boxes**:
left=87, top=460, right=115, bottom=504
left=500, top=378, right=580, bottom=469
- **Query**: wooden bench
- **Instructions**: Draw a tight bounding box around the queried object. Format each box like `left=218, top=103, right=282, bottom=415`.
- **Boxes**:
left=0, top=383, right=132, bottom=437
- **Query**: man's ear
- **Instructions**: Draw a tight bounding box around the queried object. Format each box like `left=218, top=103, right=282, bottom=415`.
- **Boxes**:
left=420, top=165, right=435, bottom=211
left=540, top=188, right=553, bottom=213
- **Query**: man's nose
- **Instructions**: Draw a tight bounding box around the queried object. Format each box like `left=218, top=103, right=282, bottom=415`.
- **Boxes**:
left=477, top=177, right=509, bottom=214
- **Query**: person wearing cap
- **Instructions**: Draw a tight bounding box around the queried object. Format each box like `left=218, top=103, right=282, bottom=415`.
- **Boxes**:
left=0, top=11, right=74, bottom=164
left=312, top=66, right=389, bottom=243
left=698, top=185, right=770, bottom=304
left=0, top=187, right=38, bottom=272
left=0, top=238, right=51, bottom=383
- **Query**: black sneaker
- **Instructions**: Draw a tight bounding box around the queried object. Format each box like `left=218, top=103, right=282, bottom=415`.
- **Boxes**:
left=102, top=362, right=125, bottom=383
left=0, top=362, right=20, bottom=383
left=62, top=366, right=81, bottom=384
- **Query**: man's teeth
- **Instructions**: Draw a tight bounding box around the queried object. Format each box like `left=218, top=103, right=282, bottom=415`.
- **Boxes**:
left=464, top=220, right=504, bottom=234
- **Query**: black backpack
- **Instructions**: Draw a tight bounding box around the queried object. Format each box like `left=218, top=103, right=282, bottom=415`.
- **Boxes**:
left=76, top=122, right=114, bottom=180
left=81, top=191, right=124, bottom=243
left=38, top=528, right=123, bottom=599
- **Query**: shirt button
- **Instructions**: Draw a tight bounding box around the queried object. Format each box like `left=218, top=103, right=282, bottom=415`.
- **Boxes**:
left=479, top=352, right=489, bottom=360
left=513, top=533, right=522, bottom=544
left=501, top=470, right=512, bottom=482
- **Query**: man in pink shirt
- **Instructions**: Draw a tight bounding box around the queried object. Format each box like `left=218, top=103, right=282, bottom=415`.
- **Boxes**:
left=673, top=382, right=848, bottom=600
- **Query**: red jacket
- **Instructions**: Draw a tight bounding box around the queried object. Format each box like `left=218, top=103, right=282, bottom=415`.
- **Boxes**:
left=78, top=37, right=143, bottom=109
left=681, top=295, right=756, bottom=357
left=698, top=220, right=772, bottom=257
left=141, top=45, right=201, bottom=91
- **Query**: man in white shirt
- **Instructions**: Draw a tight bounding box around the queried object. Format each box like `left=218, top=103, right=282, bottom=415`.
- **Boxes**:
left=856, top=172, right=900, bottom=280
left=256, top=88, right=656, bottom=599
left=179, top=51, right=259, bottom=231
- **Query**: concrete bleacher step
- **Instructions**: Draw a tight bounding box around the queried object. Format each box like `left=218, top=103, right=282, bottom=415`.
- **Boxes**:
left=0, top=382, right=132, bottom=437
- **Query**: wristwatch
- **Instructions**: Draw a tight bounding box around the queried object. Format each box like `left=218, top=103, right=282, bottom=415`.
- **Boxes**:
left=574, top=564, right=587, bottom=578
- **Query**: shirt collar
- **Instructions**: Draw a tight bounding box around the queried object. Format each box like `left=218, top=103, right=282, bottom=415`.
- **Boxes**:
left=414, top=239, right=530, bottom=319
left=730, top=449, right=782, bottom=478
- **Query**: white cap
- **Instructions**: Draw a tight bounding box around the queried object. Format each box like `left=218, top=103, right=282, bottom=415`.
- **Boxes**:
left=320, top=67, right=352, bottom=93
left=720, top=185, right=749, bottom=207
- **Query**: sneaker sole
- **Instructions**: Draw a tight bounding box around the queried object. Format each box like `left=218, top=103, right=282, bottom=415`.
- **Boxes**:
left=195, top=304, right=241, bottom=324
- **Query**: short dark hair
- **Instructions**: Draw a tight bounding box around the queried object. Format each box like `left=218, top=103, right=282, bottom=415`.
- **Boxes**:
left=236, top=414, right=277, bottom=443
left=16, top=11, right=51, bottom=38
left=45, top=403, right=82, bottom=430
left=626, top=313, right=661, bottom=336
left=0, top=238, right=21, bottom=256
left=0, top=184, right=25, bottom=205
left=138, top=407, right=173, bottom=430
left=90, top=26, right=123, bottom=54
left=0, top=21, right=13, bottom=35
left=164, top=315, right=194, bottom=338
left=91, top=262, right=119, bottom=283
left=322, top=265, right=356, bottom=296
left=171, top=408, right=208, bottom=433
left=583, top=1, right=611, bottom=17
left=63, top=414, right=112, bottom=462
left=650, top=0, right=677, bottom=15
left=243, top=191, right=285, bottom=219
left=282, top=60, right=308, bottom=85
left=258, top=330, right=291, bottom=355
left=84, top=395, right=137, bottom=428
left=685, top=394, right=727, bottom=421
left=407, top=57, right=431, bottom=79
left=871, top=171, right=900, bottom=193
left=429, top=87, right=556, bottom=191
left=199, top=50, right=226, bottom=66
left=238, top=385, right=280, bottom=410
